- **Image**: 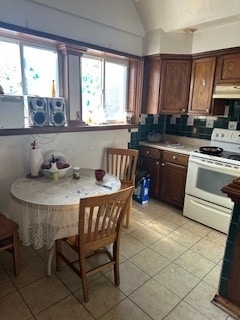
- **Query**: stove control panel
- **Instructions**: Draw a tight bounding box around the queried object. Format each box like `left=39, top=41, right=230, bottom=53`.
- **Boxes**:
left=211, top=129, right=240, bottom=144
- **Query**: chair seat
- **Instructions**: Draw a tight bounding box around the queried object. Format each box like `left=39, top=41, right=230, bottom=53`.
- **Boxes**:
left=120, top=181, right=133, bottom=189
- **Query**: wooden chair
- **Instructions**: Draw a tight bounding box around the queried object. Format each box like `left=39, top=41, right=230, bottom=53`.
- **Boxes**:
left=55, top=186, right=134, bottom=302
left=0, top=212, right=20, bottom=275
left=106, top=147, right=139, bottom=228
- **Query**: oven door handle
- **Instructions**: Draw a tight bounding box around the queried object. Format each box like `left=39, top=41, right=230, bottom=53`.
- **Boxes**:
left=189, top=157, right=240, bottom=175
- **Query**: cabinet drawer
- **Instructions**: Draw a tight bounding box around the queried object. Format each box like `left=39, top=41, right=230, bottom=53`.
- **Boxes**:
left=140, top=146, right=161, bottom=160
left=163, top=151, right=189, bottom=166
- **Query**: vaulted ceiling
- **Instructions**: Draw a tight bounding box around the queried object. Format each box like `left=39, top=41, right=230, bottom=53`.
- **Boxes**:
left=133, top=0, right=240, bottom=33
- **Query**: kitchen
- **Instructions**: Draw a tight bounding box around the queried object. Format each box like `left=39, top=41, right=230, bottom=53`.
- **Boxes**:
left=1, top=1, right=240, bottom=319
left=1, top=0, right=240, bottom=215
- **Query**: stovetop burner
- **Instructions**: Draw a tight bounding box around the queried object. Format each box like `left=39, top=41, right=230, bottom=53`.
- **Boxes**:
left=228, top=154, right=240, bottom=161
left=191, top=129, right=240, bottom=165
left=194, top=149, right=240, bottom=162
left=199, top=146, right=223, bottom=155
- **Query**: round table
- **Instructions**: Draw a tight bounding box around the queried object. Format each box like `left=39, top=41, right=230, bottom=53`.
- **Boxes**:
left=9, top=168, right=121, bottom=248
left=8, top=168, right=121, bottom=275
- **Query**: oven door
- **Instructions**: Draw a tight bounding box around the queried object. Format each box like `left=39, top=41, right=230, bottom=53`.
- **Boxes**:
left=185, top=156, right=239, bottom=209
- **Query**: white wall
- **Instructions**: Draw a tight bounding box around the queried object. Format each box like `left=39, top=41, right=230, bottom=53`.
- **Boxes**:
left=0, top=0, right=144, bottom=56
left=152, top=0, right=240, bottom=33
left=138, top=0, right=240, bottom=55
left=143, top=22, right=240, bottom=55
left=0, top=130, right=130, bottom=213
left=135, top=0, right=240, bottom=33
left=2, top=0, right=240, bottom=56
left=0, top=0, right=137, bottom=214
left=143, top=29, right=193, bottom=55
left=192, top=22, right=240, bottom=54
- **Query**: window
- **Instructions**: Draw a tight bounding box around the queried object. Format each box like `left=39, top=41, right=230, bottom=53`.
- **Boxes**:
left=81, top=55, right=128, bottom=124
left=0, top=40, right=22, bottom=95
left=0, top=24, right=142, bottom=133
left=0, top=38, right=59, bottom=96
left=22, top=45, right=58, bottom=96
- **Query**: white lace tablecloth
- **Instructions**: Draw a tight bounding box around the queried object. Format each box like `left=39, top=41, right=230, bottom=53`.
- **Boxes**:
left=8, top=168, right=121, bottom=249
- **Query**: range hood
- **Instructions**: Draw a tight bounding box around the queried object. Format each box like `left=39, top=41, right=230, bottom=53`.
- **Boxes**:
left=213, top=85, right=240, bottom=99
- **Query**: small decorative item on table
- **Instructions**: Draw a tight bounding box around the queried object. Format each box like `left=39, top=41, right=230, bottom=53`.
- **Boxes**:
left=49, top=155, right=59, bottom=181
left=72, top=167, right=80, bottom=180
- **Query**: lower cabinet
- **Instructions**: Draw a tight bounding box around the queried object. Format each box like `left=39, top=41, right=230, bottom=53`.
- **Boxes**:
left=160, top=151, right=189, bottom=208
left=139, top=146, right=162, bottom=198
left=140, top=146, right=189, bottom=208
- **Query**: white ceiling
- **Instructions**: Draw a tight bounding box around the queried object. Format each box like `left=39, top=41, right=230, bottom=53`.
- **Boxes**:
left=133, top=0, right=240, bottom=33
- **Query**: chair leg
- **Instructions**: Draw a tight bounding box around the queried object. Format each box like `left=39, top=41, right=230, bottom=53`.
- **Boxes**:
left=79, top=253, right=89, bottom=302
left=47, top=247, right=55, bottom=276
left=113, top=243, right=120, bottom=285
left=124, top=197, right=132, bottom=229
left=55, top=240, right=62, bottom=271
left=12, top=231, right=20, bottom=275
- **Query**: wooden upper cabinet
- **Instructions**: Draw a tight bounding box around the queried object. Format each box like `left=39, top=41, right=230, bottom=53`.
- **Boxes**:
left=215, top=53, right=240, bottom=84
left=188, top=57, right=216, bottom=115
left=159, top=59, right=191, bottom=114
left=142, top=55, right=191, bottom=115
left=142, top=57, right=161, bottom=114
left=188, top=56, right=224, bottom=115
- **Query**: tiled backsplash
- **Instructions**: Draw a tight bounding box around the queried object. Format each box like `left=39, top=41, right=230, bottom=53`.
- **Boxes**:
left=129, top=100, right=240, bottom=149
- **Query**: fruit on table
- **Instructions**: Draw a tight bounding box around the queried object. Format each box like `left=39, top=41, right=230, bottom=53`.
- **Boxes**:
left=41, top=162, right=70, bottom=170
left=56, top=161, right=64, bottom=169
left=41, top=163, right=51, bottom=169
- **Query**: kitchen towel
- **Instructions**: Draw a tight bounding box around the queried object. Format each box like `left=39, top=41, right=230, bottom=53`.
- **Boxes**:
left=30, top=148, right=43, bottom=177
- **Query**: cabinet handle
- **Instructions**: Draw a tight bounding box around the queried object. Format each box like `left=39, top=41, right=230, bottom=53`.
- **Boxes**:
left=156, top=161, right=159, bottom=165
left=201, top=79, right=206, bottom=86
left=146, top=151, right=150, bottom=154
left=182, top=109, right=186, bottom=112
left=206, top=109, right=209, bottom=112
left=161, top=163, right=165, bottom=167
left=173, top=156, right=176, bottom=160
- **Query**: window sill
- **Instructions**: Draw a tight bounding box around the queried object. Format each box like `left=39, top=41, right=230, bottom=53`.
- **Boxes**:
left=0, top=123, right=138, bottom=136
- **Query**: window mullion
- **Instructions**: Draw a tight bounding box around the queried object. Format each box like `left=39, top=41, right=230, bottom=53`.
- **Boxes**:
left=19, top=42, right=26, bottom=95
left=102, top=59, right=105, bottom=111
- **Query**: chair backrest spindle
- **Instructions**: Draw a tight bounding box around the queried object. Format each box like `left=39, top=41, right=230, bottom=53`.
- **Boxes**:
left=106, top=148, right=139, bottom=185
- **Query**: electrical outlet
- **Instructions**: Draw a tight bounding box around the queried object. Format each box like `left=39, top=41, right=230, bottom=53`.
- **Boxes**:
left=193, top=126, right=198, bottom=135
left=206, top=119, right=214, bottom=128
left=224, top=105, right=230, bottom=117
left=228, top=121, right=237, bottom=130
left=170, top=116, right=176, bottom=124
left=187, top=117, right=194, bottom=126
left=139, top=117, right=146, bottom=125
left=153, top=116, right=158, bottom=124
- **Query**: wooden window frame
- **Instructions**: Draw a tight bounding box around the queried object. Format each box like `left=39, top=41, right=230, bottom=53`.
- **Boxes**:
left=0, top=22, right=142, bottom=136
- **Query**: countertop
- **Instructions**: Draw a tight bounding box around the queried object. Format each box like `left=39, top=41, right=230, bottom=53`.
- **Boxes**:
left=140, top=135, right=211, bottom=156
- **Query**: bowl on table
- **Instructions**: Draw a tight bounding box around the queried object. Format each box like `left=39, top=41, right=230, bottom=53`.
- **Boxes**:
left=41, top=164, right=72, bottom=178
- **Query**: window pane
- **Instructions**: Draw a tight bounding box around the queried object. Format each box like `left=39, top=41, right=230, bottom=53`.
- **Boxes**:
left=81, top=56, right=102, bottom=123
left=23, top=45, right=58, bottom=96
left=105, top=61, right=127, bottom=123
left=0, top=40, right=22, bottom=94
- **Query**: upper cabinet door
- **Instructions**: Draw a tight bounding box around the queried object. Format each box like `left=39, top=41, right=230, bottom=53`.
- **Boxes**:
left=188, top=57, right=216, bottom=115
left=159, top=59, right=191, bottom=114
left=215, top=53, right=240, bottom=84
left=142, top=57, right=161, bottom=114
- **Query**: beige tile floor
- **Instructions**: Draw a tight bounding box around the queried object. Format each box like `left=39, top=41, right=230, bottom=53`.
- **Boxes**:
left=0, top=198, right=236, bottom=320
